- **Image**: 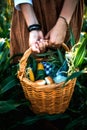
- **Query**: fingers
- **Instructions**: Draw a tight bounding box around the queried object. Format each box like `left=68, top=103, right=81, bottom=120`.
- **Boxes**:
left=36, top=39, right=49, bottom=53
left=45, top=31, right=62, bottom=48
left=45, top=35, right=63, bottom=49
left=30, top=39, right=49, bottom=54
left=31, top=44, right=40, bottom=53
left=36, top=40, right=45, bottom=53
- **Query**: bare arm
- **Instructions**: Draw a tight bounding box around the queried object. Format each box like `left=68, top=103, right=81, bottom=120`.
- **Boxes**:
left=59, top=0, right=79, bottom=24
left=45, top=0, right=79, bottom=47
left=20, top=3, right=39, bottom=26
left=19, top=3, right=47, bottom=53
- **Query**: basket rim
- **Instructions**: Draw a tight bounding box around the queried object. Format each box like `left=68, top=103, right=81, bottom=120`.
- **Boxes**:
left=21, top=75, right=76, bottom=89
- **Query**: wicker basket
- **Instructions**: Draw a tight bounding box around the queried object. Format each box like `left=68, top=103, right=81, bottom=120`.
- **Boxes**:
left=17, top=43, right=76, bottom=114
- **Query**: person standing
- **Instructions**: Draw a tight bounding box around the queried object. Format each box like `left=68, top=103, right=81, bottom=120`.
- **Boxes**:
left=10, top=0, right=84, bottom=62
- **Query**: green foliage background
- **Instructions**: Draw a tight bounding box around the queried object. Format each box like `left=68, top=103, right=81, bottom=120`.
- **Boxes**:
left=0, top=1, right=87, bottom=130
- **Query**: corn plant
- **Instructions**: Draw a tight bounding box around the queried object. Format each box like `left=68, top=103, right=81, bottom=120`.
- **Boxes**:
left=63, top=33, right=87, bottom=84
left=0, top=38, right=28, bottom=114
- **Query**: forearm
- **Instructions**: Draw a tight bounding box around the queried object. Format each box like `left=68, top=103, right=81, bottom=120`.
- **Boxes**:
left=59, top=0, right=79, bottom=24
left=20, top=3, right=39, bottom=26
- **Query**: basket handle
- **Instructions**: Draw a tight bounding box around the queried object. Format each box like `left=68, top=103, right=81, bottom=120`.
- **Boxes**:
left=19, top=43, right=69, bottom=74
left=62, top=43, right=70, bottom=52
left=19, top=47, right=32, bottom=73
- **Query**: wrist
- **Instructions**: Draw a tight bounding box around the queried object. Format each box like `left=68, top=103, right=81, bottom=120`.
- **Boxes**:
left=59, top=16, right=69, bottom=29
left=59, top=15, right=69, bottom=26
left=28, top=24, right=42, bottom=32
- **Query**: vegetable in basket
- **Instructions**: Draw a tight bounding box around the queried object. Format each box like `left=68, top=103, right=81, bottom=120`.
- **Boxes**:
left=36, top=62, right=46, bottom=80
left=52, top=60, right=68, bottom=83
left=64, top=34, right=87, bottom=82
left=26, top=67, right=35, bottom=81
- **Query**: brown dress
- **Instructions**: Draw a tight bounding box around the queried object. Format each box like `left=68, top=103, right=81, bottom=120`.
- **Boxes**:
left=10, top=0, right=84, bottom=62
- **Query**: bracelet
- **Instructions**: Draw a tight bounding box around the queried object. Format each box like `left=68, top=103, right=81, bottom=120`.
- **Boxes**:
left=28, top=24, right=41, bottom=32
left=59, top=16, right=69, bottom=29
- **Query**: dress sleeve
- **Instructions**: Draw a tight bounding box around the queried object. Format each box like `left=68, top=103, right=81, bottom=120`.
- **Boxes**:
left=14, top=0, right=33, bottom=10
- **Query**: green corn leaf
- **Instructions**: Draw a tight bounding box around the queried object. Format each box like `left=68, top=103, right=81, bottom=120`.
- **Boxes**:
left=36, top=50, right=57, bottom=57
left=0, top=40, right=4, bottom=52
left=74, top=36, right=87, bottom=68
left=63, top=70, right=87, bottom=87
left=22, top=113, right=69, bottom=126
left=27, top=55, right=37, bottom=74
left=69, top=27, right=75, bottom=46
left=36, top=70, right=46, bottom=80
left=0, top=76, right=19, bottom=95
left=65, top=115, right=87, bottom=130
left=75, top=47, right=86, bottom=68
left=0, top=48, right=9, bottom=65
left=0, top=58, right=10, bottom=73
left=0, top=100, right=22, bottom=113
left=57, top=49, right=64, bottom=64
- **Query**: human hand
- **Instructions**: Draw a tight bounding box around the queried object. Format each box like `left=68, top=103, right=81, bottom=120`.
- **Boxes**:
left=45, top=17, right=68, bottom=48
left=29, top=30, right=48, bottom=53
left=36, top=39, right=48, bottom=53
left=29, top=30, right=43, bottom=53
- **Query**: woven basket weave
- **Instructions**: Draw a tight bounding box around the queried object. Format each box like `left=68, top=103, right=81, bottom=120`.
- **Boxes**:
left=17, top=43, right=76, bottom=114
